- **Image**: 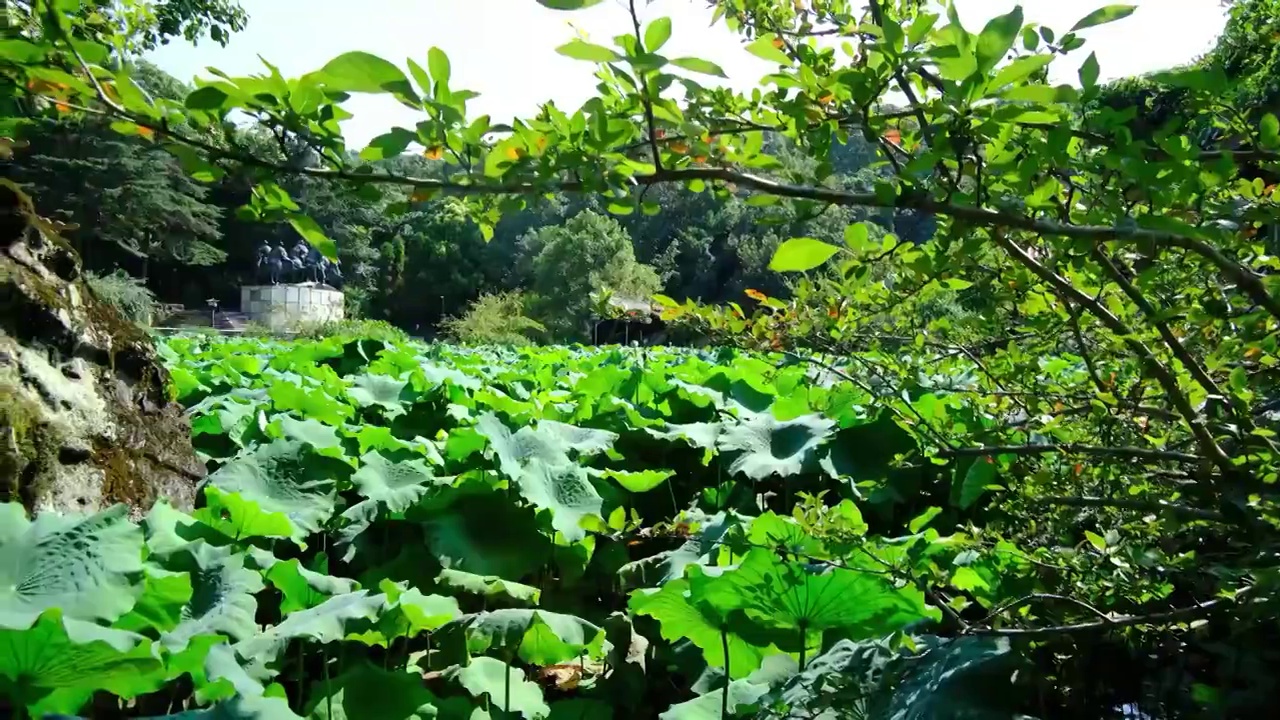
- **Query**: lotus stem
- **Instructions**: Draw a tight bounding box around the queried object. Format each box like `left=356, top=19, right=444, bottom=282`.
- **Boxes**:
left=504, top=655, right=512, bottom=714
left=721, top=627, right=730, bottom=718
left=322, top=644, right=333, bottom=720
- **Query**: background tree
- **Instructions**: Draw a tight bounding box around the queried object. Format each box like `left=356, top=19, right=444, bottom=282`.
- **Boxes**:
left=523, top=209, right=661, bottom=340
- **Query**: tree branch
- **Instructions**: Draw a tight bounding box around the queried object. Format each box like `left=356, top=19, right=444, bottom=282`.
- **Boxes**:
left=1089, top=244, right=1229, bottom=408
left=47, top=49, right=1280, bottom=329
left=968, top=588, right=1254, bottom=638
left=977, top=593, right=1112, bottom=626
left=1030, top=495, right=1225, bottom=521
left=627, top=0, right=664, bottom=173
left=986, top=229, right=1234, bottom=476
left=939, top=444, right=1201, bottom=464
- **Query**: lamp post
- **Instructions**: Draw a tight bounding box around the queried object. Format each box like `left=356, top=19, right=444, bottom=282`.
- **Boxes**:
left=206, top=298, right=219, bottom=329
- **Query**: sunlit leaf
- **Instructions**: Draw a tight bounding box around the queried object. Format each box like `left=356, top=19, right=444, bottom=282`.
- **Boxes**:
left=556, top=39, right=622, bottom=63
left=1069, top=4, right=1136, bottom=32
left=769, top=238, right=840, bottom=272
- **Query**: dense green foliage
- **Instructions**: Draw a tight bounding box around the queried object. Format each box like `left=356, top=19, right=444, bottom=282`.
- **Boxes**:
left=2, top=333, right=988, bottom=718
left=7, top=0, right=1280, bottom=717
left=442, top=291, right=546, bottom=346
left=85, top=267, right=160, bottom=324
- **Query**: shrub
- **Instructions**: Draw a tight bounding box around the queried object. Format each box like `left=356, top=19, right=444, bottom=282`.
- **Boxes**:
left=443, top=291, right=545, bottom=345
left=85, top=269, right=158, bottom=325
left=291, top=318, right=409, bottom=343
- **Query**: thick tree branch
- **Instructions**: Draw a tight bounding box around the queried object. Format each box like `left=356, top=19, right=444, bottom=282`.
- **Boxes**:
left=988, top=229, right=1234, bottom=475
left=1089, top=244, right=1229, bottom=407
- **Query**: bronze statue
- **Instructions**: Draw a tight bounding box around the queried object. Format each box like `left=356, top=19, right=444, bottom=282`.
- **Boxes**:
left=253, top=239, right=272, bottom=283
left=266, top=241, right=289, bottom=285
left=289, top=240, right=310, bottom=282
left=249, top=238, right=340, bottom=287
left=306, top=245, right=327, bottom=284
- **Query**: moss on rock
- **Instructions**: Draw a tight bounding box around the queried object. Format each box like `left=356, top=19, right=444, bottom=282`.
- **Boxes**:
left=0, top=179, right=203, bottom=516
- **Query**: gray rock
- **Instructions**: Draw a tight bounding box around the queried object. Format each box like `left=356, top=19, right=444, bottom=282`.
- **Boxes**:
left=0, top=179, right=203, bottom=518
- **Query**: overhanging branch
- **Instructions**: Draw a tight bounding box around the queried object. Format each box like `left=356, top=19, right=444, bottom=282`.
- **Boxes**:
left=940, top=444, right=1201, bottom=464
left=968, top=587, right=1255, bottom=638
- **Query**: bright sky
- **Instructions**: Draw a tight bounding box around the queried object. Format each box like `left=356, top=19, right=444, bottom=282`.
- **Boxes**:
left=147, top=0, right=1229, bottom=148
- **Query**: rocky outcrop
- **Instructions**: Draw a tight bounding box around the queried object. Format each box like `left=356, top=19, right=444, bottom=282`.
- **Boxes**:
left=0, top=179, right=202, bottom=516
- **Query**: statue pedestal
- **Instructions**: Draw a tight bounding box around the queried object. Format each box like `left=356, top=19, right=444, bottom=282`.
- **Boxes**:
left=240, top=283, right=344, bottom=332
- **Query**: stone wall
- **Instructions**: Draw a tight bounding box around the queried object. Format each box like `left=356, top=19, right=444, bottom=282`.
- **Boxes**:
left=240, top=284, right=344, bottom=331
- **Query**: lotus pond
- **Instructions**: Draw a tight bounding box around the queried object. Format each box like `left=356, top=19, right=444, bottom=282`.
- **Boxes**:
left=0, top=334, right=1023, bottom=719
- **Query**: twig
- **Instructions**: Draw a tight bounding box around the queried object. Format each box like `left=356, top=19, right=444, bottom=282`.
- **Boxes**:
left=977, top=593, right=1113, bottom=626
left=627, top=0, right=664, bottom=172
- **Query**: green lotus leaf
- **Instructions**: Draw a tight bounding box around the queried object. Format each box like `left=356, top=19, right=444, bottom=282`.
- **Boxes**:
left=447, top=608, right=608, bottom=666
left=885, top=636, right=1018, bottom=720
left=0, top=503, right=144, bottom=628
left=347, top=425, right=444, bottom=466
left=476, top=411, right=571, bottom=472
left=0, top=608, right=162, bottom=714
left=689, top=548, right=938, bottom=636
left=192, top=398, right=258, bottom=445
left=443, top=425, right=488, bottom=462
left=347, top=372, right=411, bottom=419
left=143, top=499, right=226, bottom=557
left=418, top=359, right=483, bottom=391
left=468, top=415, right=606, bottom=538
left=246, top=548, right=357, bottom=614
left=747, top=512, right=824, bottom=558
left=661, top=655, right=796, bottom=719
left=268, top=380, right=352, bottom=426
left=234, top=591, right=387, bottom=675
left=140, top=694, right=304, bottom=719
left=716, top=412, right=835, bottom=480
left=762, top=635, right=1019, bottom=720
left=422, top=490, right=552, bottom=580
left=659, top=678, right=769, bottom=720
left=113, top=565, right=194, bottom=635
left=357, top=579, right=461, bottom=643
left=517, top=457, right=604, bottom=543
left=453, top=656, right=550, bottom=720
left=537, top=419, right=618, bottom=456
left=593, top=467, right=675, bottom=493
left=192, top=641, right=264, bottom=704
left=156, top=542, right=266, bottom=653
left=305, top=660, right=443, bottom=719
left=351, top=450, right=448, bottom=511
left=547, top=699, right=614, bottom=720
left=271, top=413, right=348, bottom=461
left=202, top=440, right=340, bottom=544
left=435, top=568, right=541, bottom=605
left=618, top=511, right=745, bottom=587
left=629, top=579, right=782, bottom=679
left=193, top=487, right=296, bottom=544
left=646, top=421, right=722, bottom=463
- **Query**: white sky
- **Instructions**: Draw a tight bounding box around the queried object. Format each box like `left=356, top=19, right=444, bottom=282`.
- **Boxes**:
left=147, top=0, right=1229, bottom=147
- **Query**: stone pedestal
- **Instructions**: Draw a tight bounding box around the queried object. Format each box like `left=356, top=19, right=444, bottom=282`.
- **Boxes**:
left=240, top=283, right=344, bottom=332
